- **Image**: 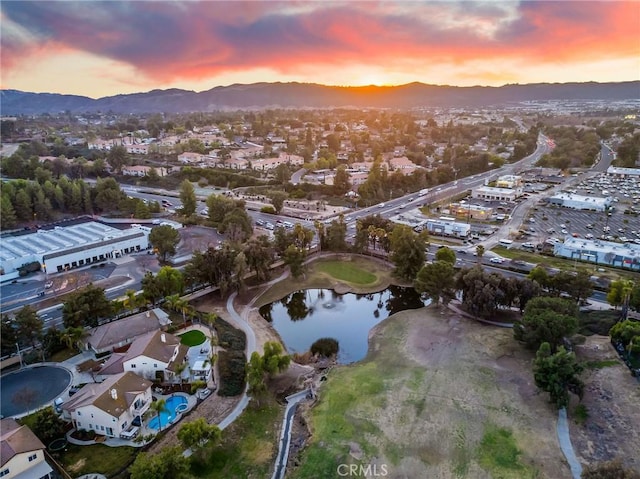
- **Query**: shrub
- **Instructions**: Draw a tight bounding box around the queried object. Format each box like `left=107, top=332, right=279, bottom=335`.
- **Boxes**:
left=215, top=318, right=246, bottom=351
left=310, top=337, right=339, bottom=358
left=217, top=350, right=246, bottom=396
left=260, top=206, right=276, bottom=214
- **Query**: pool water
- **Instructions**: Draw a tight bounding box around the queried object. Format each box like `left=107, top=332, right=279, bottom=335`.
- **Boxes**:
left=147, top=395, right=188, bottom=430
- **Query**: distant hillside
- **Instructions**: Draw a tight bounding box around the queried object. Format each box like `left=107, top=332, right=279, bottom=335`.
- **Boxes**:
left=2, top=81, right=639, bottom=115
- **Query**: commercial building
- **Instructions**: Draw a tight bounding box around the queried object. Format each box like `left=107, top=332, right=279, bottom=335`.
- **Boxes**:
left=496, top=175, right=524, bottom=189
left=448, top=203, right=493, bottom=220
left=424, top=218, right=471, bottom=237
left=554, top=236, right=640, bottom=270
left=547, top=193, right=611, bottom=212
left=0, top=221, right=150, bottom=280
left=606, top=166, right=640, bottom=177
left=472, top=186, right=521, bottom=202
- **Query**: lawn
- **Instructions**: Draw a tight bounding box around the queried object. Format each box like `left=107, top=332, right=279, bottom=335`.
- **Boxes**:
left=179, top=330, right=206, bottom=346
left=190, top=398, right=283, bottom=479
left=49, top=348, right=78, bottom=362
left=58, top=443, right=138, bottom=477
left=314, top=261, right=376, bottom=285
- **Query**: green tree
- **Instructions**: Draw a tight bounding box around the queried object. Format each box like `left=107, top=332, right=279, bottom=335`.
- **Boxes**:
left=475, top=244, right=485, bottom=261
left=282, top=244, right=306, bottom=279
left=149, top=224, right=180, bottom=262
left=129, top=446, right=190, bottom=479
left=269, top=191, right=288, bottom=214
left=14, top=306, right=43, bottom=348
left=333, top=164, right=351, bottom=196
left=62, top=284, right=112, bottom=328
left=178, top=179, right=197, bottom=217
left=106, top=145, right=129, bottom=173
left=177, top=418, right=221, bottom=451
left=415, top=261, right=456, bottom=305
left=154, top=266, right=184, bottom=297
left=389, top=224, right=426, bottom=281
left=93, top=177, right=124, bottom=213
left=60, top=327, right=85, bottom=351
left=514, top=297, right=578, bottom=352
left=148, top=398, right=168, bottom=432
left=609, top=320, right=640, bottom=355
left=434, top=247, right=456, bottom=265
left=246, top=342, right=291, bottom=403
left=533, top=342, right=584, bottom=409
left=1, top=315, right=18, bottom=356
left=0, top=195, right=17, bottom=229
left=30, top=406, right=67, bottom=444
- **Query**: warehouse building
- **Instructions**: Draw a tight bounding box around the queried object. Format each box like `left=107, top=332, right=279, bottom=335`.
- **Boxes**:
left=547, top=192, right=611, bottom=212
left=554, top=236, right=640, bottom=270
left=424, top=217, right=471, bottom=238
left=0, top=221, right=150, bottom=280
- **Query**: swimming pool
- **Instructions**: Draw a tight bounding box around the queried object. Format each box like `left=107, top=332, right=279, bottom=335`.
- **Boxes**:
left=147, top=395, right=188, bottom=430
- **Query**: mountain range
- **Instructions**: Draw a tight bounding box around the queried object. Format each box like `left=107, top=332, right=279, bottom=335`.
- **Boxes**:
left=1, top=81, right=639, bottom=115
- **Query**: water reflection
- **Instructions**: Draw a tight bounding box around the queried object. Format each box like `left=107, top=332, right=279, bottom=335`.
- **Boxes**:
left=259, top=286, right=428, bottom=364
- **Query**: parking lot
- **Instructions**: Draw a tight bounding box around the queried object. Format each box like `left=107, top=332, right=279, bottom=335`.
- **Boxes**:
left=523, top=171, right=640, bottom=247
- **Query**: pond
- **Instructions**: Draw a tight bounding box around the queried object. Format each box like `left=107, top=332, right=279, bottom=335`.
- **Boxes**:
left=259, top=286, right=428, bottom=364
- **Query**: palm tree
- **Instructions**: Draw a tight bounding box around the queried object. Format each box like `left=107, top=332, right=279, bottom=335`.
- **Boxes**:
left=476, top=245, right=485, bottom=262
left=123, top=289, right=139, bottom=313
left=174, top=362, right=188, bottom=383
left=149, top=398, right=167, bottom=431
left=61, top=327, right=85, bottom=351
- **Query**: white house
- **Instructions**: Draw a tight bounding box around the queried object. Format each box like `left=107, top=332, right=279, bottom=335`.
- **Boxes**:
left=0, top=419, right=53, bottom=479
left=100, top=330, right=188, bottom=383
left=61, top=372, right=152, bottom=439
left=121, top=165, right=170, bottom=177
left=178, top=152, right=205, bottom=164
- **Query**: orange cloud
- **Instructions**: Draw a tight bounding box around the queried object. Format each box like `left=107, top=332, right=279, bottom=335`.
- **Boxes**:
left=1, top=1, right=638, bottom=93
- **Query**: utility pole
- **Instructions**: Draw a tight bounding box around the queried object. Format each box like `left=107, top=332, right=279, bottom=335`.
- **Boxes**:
left=16, top=343, right=23, bottom=368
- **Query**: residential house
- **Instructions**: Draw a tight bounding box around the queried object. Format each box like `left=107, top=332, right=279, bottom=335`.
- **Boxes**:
left=121, top=165, right=170, bottom=177
left=61, top=371, right=152, bottom=439
left=0, top=418, right=53, bottom=479
left=99, top=330, right=189, bottom=383
left=178, top=152, right=205, bottom=164
left=83, top=309, right=171, bottom=354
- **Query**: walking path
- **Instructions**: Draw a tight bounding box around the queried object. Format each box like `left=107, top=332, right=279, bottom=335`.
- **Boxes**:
left=557, top=407, right=583, bottom=479
left=271, top=389, right=312, bottom=479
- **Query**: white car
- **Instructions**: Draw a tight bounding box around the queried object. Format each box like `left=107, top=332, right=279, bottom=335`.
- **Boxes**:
left=399, top=203, right=407, bottom=209
left=490, top=257, right=504, bottom=264
left=378, top=203, right=385, bottom=208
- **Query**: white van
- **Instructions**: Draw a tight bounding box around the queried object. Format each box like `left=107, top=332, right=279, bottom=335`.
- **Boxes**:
left=498, top=239, right=514, bottom=248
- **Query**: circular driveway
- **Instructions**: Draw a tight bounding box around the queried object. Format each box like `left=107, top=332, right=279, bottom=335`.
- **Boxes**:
left=0, top=364, right=72, bottom=417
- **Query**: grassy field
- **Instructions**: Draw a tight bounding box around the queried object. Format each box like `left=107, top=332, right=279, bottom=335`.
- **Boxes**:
left=288, top=306, right=565, bottom=479
left=179, top=329, right=206, bottom=346
left=59, top=444, right=138, bottom=477
left=314, top=261, right=377, bottom=285
left=190, top=398, right=283, bottom=479
left=254, top=255, right=396, bottom=308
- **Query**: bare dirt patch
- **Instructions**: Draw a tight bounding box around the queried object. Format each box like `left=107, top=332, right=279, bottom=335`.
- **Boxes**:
left=571, top=335, right=640, bottom=472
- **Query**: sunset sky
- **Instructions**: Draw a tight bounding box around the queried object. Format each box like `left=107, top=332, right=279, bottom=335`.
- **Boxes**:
left=1, top=1, right=639, bottom=98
